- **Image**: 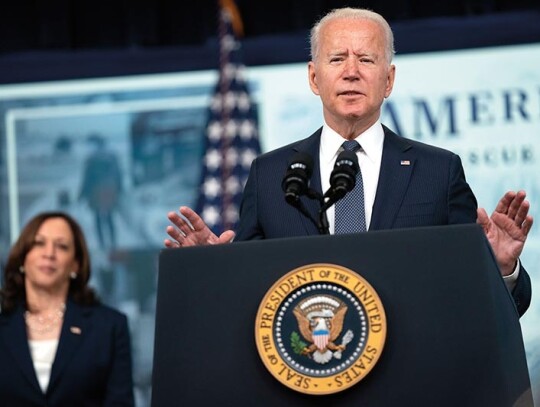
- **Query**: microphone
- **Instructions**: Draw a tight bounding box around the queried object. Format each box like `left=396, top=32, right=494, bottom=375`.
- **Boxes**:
left=281, top=152, right=313, bottom=204
left=282, top=152, right=326, bottom=234
left=325, top=150, right=359, bottom=202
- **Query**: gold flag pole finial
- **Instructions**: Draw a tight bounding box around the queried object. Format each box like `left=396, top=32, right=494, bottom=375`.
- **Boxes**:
left=219, top=0, right=244, bottom=37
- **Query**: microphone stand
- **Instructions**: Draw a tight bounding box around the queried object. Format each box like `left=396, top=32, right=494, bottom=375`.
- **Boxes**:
left=283, top=149, right=357, bottom=236
left=316, top=183, right=354, bottom=235
left=318, top=209, right=330, bottom=235
left=287, top=177, right=355, bottom=236
left=305, top=189, right=330, bottom=235
left=288, top=185, right=349, bottom=236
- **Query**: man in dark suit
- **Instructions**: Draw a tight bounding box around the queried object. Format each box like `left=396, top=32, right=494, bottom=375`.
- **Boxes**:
left=165, top=8, right=533, bottom=316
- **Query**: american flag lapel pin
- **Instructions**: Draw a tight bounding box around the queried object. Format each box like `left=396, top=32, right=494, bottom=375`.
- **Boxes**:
left=400, top=160, right=411, bottom=166
left=70, top=326, right=82, bottom=335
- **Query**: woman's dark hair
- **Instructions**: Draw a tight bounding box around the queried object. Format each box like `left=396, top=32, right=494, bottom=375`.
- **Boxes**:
left=1, top=211, right=98, bottom=312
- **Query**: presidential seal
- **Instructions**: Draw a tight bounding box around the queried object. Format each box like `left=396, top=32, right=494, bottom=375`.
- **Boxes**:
left=255, top=263, right=386, bottom=395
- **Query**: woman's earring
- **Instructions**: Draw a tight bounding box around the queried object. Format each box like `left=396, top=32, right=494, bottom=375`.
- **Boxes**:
left=70, top=271, right=77, bottom=280
left=19, top=266, right=25, bottom=274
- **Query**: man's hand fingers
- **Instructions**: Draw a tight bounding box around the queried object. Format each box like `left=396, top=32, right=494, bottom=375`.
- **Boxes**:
left=164, top=239, right=180, bottom=248
left=168, top=208, right=197, bottom=236
left=506, top=190, right=526, bottom=220
left=513, top=197, right=530, bottom=227
left=493, top=191, right=516, bottom=215
left=166, top=224, right=185, bottom=244
left=179, top=206, right=207, bottom=231
left=476, top=207, right=489, bottom=230
left=216, top=230, right=236, bottom=244
left=521, top=215, right=534, bottom=236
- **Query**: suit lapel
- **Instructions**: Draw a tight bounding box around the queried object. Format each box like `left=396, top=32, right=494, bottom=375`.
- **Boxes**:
left=48, top=299, right=89, bottom=392
left=370, top=126, right=415, bottom=230
left=293, top=128, right=323, bottom=235
left=0, top=306, right=42, bottom=391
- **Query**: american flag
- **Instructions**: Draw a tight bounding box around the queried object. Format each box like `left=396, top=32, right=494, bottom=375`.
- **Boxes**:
left=195, top=0, right=261, bottom=235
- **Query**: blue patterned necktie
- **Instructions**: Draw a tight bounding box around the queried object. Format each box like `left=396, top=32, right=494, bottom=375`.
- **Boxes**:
left=334, top=140, right=366, bottom=234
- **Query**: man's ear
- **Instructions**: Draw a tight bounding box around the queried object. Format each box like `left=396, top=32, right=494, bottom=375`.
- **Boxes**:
left=384, top=64, right=396, bottom=98
left=308, top=61, right=320, bottom=96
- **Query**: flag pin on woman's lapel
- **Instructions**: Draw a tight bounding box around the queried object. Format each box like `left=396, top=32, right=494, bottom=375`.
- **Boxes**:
left=400, top=160, right=410, bottom=166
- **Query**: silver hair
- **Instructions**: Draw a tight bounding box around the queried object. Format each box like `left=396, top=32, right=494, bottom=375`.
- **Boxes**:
left=310, top=8, right=395, bottom=63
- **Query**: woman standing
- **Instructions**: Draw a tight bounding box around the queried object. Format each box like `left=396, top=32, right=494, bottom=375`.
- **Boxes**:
left=0, top=212, right=134, bottom=406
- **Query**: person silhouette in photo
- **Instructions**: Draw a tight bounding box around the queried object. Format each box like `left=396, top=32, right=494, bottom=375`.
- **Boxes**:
left=79, top=134, right=123, bottom=250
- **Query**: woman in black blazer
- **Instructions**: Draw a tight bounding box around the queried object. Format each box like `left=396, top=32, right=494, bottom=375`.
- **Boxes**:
left=0, top=211, right=134, bottom=406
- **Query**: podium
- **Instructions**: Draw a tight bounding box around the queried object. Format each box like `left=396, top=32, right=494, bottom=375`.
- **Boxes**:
left=151, top=224, right=532, bottom=406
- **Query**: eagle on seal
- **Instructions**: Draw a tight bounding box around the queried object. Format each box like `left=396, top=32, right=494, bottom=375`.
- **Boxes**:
left=293, top=296, right=348, bottom=364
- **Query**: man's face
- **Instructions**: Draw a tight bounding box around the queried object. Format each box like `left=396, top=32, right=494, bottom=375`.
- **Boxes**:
left=308, top=18, right=395, bottom=132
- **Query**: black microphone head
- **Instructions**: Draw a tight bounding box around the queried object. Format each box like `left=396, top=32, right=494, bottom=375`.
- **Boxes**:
left=329, top=150, right=359, bottom=199
left=287, top=152, right=314, bottom=177
left=282, top=152, right=314, bottom=203
left=334, top=150, right=359, bottom=174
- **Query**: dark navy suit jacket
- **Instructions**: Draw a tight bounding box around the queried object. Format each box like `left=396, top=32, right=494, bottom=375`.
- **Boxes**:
left=0, top=299, right=134, bottom=407
left=236, top=125, right=531, bottom=316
